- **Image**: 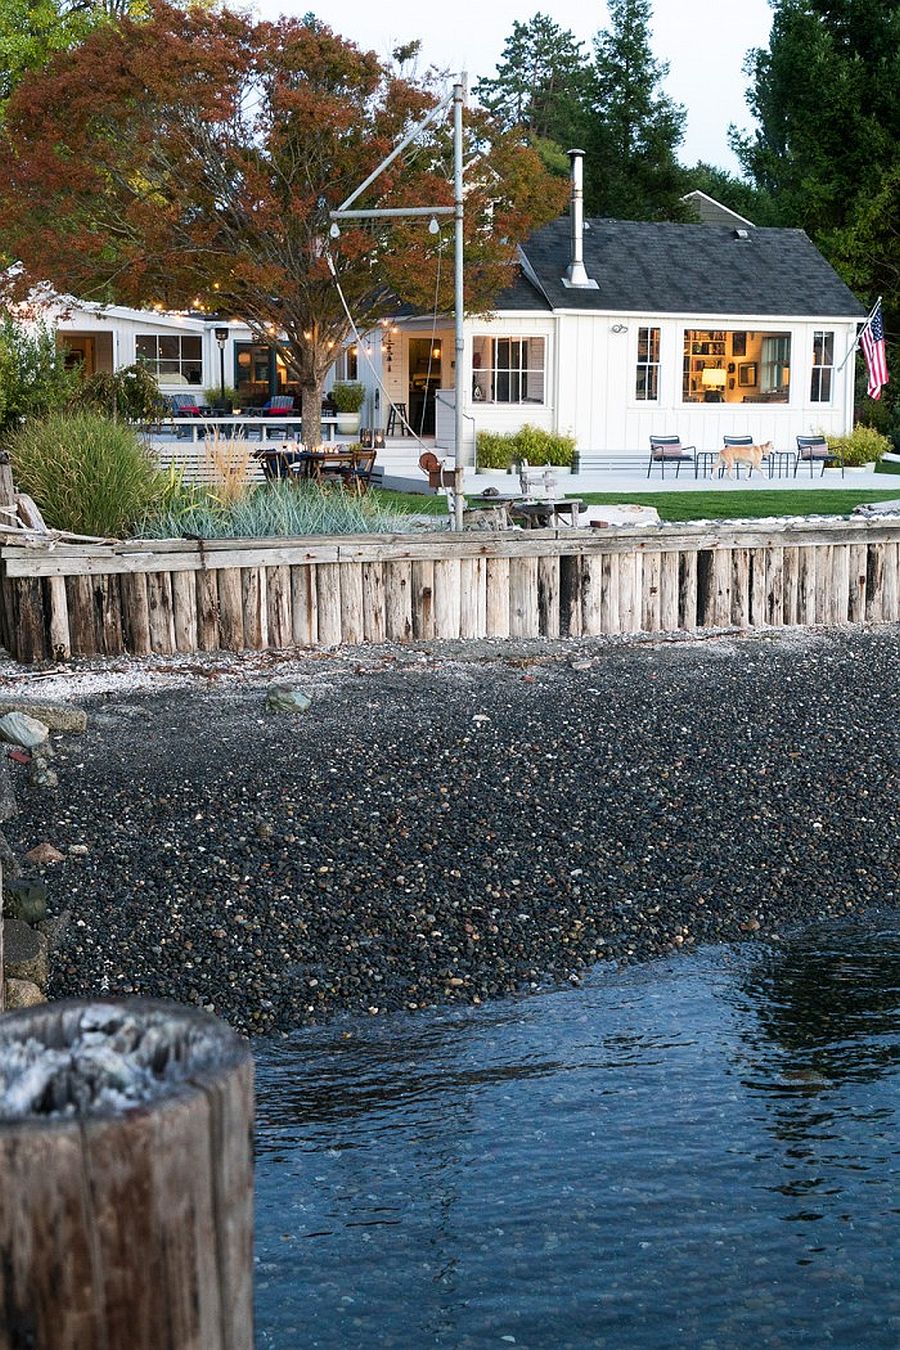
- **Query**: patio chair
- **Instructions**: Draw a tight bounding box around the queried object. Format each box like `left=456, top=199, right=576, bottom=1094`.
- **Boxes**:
left=248, top=395, right=296, bottom=416
left=253, top=444, right=306, bottom=481
left=344, top=448, right=377, bottom=495
left=169, top=393, right=203, bottom=416
left=648, top=435, right=696, bottom=479
left=795, top=435, right=844, bottom=478
left=169, top=392, right=204, bottom=439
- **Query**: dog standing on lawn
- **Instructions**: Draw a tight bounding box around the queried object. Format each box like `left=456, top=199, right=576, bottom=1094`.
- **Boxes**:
left=712, top=440, right=773, bottom=479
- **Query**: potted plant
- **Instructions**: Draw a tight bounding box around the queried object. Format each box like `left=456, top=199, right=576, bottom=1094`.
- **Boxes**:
left=826, top=423, right=891, bottom=473
left=203, top=385, right=239, bottom=414
left=330, top=382, right=366, bottom=435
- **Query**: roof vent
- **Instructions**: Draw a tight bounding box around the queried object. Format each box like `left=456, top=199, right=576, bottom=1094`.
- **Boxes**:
left=734, top=228, right=750, bottom=241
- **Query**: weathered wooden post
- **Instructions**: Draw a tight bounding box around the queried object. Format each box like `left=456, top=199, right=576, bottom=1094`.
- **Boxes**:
left=0, top=998, right=254, bottom=1350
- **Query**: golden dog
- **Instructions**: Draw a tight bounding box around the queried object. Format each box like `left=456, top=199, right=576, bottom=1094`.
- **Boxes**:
left=712, top=440, right=772, bottom=478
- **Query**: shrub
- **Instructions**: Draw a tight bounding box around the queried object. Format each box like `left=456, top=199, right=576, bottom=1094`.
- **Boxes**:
left=330, top=382, right=366, bottom=413
left=139, top=480, right=416, bottom=539
left=9, top=412, right=166, bottom=536
left=0, top=316, right=80, bottom=437
left=476, top=424, right=576, bottom=469
left=74, top=363, right=166, bottom=422
left=826, top=423, right=892, bottom=467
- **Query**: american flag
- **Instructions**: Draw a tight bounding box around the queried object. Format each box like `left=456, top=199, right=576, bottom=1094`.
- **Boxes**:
left=860, top=301, right=889, bottom=400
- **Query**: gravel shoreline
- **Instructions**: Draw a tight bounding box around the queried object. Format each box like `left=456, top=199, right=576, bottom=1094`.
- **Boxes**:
left=5, top=628, right=900, bottom=1036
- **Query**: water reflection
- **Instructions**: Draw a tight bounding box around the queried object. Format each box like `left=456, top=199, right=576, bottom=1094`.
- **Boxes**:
left=255, top=920, right=900, bottom=1348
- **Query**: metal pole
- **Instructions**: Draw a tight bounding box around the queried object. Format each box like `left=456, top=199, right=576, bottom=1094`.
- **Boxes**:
left=335, top=92, right=453, bottom=215
left=453, top=79, right=466, bottom=533
left=332, top=206, right=454, bottom=222
left=219, top=346, right=226, bottom=404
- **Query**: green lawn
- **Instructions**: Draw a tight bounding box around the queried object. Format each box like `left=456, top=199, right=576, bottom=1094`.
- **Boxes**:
left=375, top=487, right=900, bottom=523
left=574, top=489, right=900, bottom=521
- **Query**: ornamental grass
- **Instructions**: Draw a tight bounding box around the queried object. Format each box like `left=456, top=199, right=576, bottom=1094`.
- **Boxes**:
left=9, top=411, right=166, bottom=537
left=138, top=479, right=420, bottom=538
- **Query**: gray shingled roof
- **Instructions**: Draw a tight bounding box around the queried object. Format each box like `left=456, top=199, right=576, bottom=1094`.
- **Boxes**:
left=496, top=217, right=865, bottom=318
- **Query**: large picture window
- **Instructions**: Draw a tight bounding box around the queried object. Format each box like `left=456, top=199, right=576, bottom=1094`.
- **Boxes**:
left=636, top=327, right=660, bottom=401
left=472, top=336, right=545, bottom=404
left=683, top=329, right=791, bottom=404
left=135, top=333, right=202, bottom=386
left=810, top=330, right=834, bottom=402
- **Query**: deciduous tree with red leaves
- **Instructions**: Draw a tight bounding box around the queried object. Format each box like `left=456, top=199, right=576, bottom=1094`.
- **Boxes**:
left=0, top=3, right=566, bottom=444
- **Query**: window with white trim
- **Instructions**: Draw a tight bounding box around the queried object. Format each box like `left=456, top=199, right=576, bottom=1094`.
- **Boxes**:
left=135, top=333, right=203, bottom=386
left=472, top=336, right=545, bottom=403
left=810, top=330, right=834, bottom=402
left=636, top=327, right=660, bottom=400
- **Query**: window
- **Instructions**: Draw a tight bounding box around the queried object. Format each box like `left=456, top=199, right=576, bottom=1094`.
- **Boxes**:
left=682, top=329, right=791, bottom=403
left=472, top=336, right=545, bottom=404
left=811, top=330, right=834, bottom=402
left=135, top=333, right=202, bottom=386
left=760, top=335, right=791, bottom=396
left=636, top=327, right=660, bottom=400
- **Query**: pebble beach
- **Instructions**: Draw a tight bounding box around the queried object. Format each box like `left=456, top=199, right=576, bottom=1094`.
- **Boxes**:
left=5, top=627, right=900, bottom=1036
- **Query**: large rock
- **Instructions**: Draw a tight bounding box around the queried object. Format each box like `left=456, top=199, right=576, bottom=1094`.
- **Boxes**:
left=0, top=712, right=49, bottom=751
left=23, top=843, right=65, bottom=865
left=3, top=978, right=45, bottom=1008
left=0, top=701, right=87, bottom=734
left=265, top=684, right=312, bottom=714
left=2, top=917, right=49, bottom=989
left=4, top=878, right=49, bottom=925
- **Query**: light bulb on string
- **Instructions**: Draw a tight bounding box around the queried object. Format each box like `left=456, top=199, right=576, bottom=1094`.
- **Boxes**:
left=428, top=217, right=439, bottom=235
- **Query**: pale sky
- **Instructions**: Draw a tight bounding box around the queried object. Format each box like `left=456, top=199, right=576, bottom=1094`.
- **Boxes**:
left=255, top=0, right=774, bottom=173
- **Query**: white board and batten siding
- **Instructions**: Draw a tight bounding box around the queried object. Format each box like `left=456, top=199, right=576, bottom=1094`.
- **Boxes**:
left=529, top=310, right=858, bottom=457
left=426, top=309, right=859, bottom=463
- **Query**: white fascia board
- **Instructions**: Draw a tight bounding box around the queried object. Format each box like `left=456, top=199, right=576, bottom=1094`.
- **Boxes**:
left=546, top=308, right=865, bottom=325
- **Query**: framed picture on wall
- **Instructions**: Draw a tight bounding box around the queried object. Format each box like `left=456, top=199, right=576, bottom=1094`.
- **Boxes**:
left=738, top=362, right=757, bottom=387
left=732, top=332, right=747, bottom=357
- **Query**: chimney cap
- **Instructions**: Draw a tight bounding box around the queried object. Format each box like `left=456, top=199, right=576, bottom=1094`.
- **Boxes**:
left=566, top=148, right=586, bottom=158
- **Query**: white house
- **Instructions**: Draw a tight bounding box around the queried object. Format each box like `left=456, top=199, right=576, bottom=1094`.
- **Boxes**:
left=356, top=153, right=865, bottom=463
left=45, top=297, right=356, bottom=408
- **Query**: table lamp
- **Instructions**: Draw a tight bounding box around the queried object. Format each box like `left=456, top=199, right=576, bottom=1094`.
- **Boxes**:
left=701, top=368, right=727, bottom=402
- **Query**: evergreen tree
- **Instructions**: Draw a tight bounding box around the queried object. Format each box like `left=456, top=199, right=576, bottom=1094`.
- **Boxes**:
left=587, top=0, right=690, bottom=220
left=734, top=0, right=900, bottom=236
left=474, top=13, right=591, bottom=174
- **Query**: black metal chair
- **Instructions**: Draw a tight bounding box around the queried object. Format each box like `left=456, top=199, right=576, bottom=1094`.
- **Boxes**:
left=648, top=435, right=696, bottom=479
left=795, top=435, right=844, bottom=478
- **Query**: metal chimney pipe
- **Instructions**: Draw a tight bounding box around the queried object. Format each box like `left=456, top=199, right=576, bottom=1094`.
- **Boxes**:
left=564, top=148, right=591, bottom=288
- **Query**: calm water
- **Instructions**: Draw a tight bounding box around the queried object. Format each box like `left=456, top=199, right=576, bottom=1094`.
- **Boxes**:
left=254, top=918, right=900, bottom=1348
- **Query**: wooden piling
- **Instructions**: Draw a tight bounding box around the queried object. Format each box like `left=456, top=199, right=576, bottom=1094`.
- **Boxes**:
left=0, top=999, right=254, bottom=1350
left=3, top=518, right=900, bottom=662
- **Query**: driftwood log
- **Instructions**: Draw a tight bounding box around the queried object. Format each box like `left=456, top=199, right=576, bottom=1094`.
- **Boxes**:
left=0, top=998, right=254, bottom=1350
